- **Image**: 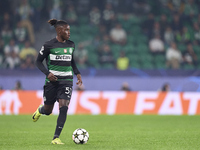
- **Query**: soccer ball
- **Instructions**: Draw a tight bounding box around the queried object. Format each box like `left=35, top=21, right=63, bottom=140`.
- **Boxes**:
left=72, top=128, right=89, bottom=144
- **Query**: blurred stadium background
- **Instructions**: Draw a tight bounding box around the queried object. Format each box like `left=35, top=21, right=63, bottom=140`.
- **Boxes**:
left=1, top=0, right=200, bottom=92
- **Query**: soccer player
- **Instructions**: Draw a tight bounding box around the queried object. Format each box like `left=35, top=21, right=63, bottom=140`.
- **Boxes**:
left=32, top=19, right=82, bottom=144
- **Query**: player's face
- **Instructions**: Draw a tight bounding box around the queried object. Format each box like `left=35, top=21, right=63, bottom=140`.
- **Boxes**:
left=60, top=25, right=70, bottom=41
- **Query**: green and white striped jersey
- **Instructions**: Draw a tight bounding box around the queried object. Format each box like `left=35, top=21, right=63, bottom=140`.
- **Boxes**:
left=37, top=38, right=80, bottom=85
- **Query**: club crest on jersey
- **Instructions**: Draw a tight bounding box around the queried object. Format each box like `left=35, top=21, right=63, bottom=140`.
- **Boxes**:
left=64, top=49, right=67, bottom=53
left=69, top=48, right=73, bottom=54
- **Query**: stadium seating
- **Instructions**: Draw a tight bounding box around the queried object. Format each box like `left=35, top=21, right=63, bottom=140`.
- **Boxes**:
left=1, top=0, right=199, bottom=70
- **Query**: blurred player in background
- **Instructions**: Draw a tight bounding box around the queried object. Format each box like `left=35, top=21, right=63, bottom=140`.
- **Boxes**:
left=32, top=19, right=82, bottom=144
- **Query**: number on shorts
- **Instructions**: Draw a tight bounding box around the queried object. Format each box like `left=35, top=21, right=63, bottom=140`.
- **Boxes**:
left=65, top=87, right=70, bottom=94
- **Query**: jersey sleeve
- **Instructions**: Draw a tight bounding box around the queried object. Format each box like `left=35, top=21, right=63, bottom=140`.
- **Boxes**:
left=35, top=44, right=50, bottom=76
left=71, top=43, right=80, bottom=75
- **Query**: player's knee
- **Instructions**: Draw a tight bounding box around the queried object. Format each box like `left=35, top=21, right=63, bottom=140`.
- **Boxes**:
left=66, top=100, right=70, bottom=106
left=44, top=106, right=53, bottom=115
left=59, top=99, right=70, bottom=107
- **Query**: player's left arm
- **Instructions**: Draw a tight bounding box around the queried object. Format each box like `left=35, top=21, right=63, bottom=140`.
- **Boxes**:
left=71, top=53, right=82, bottom=86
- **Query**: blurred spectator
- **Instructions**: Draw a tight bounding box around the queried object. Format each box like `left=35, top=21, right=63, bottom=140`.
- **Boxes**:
left=92, top=36, right=101, bottom=47
left=116, top=51, right=129, bottom=70
left=89, top=6, right=101, bottom=25
left=149, top=34, right=165, bottom=55
left=170, top=14, right=183, bottom=32
left=176, top=26, right=191, bottom=44
left=120, top=82, right=131, bottom=91
left=1, top=24, right=13, bottom=45
left=0, top=39, right=4, bottom=54
left=64, top=5, right=78, bottom=25
left=106, top=0, right=119, bottom=9
left=164, top=26, right=175, bottom=46
left=118, top=0, right=132, bottom=13
left=4, top=50, right=20, bottom=69
left=142, top=13, right=155, bottom=38
left=0, top=12, right=13, bottom=30
left=102, top=34, right=111, bottom=45
left=119, top=13, right=131, bottom=30
left=13, top=80, right=23, bottom=90
left=0, top=1, right=11, bottom=23
left=102, top=3, right=115, bottom=28
left=29, top=0, right=44, bottom=31
left=4, top=39, right=19, bottom=58
left=50, top=2, right=62, bottom=21
left=20, top=55, right=35, bottom=69
left=160, top=83, right=170, bottom=91
left=19, top=41, right=37, bottom=66
left=184, top=0, right=198, bottom=16
left=74, top=43, right=88, bottom=68
left=15, top=0, right=35, bottom=44
left=132, top=1, right=151, bottom=16
left=166, top=42, right=183, bottom=69
left=13, top=21, right=28, bottom=45
left=159, top=14, right=169, bottom=35
left=167, top=0, right=184, bottom=13
left=0, top=39, right=4, bottom=68
left=181, top=26, right=192, bottom=44
left=16, top=0, right=34, bottom=20
left=183, top=44, right=198, bottom=66
left=99, top=24, right=108, bottom=37
left=76, top=0, right=90, bottom=15
left=3, top=39, right=20, bottom=69
left=110, top=23, right=127, bottom=45
left=107, top=13, right=118, bottom=30
left=150, top=22, right=162, bottom=38
left=197, top=14, right=200, bottom=26
left=192, top=22, right=200, bottom=44
left=98, top=44, right=114, bottom=67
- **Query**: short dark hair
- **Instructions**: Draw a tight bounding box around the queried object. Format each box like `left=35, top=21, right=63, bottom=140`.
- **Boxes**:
left=48, top=19, right=68, bottom=28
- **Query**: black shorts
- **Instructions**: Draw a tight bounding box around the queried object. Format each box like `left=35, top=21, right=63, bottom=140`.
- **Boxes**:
left=43, top=82, right=73, bottom=105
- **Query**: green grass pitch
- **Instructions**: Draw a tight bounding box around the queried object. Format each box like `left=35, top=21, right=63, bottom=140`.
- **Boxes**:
left=0, top=115, right=200, bottom=150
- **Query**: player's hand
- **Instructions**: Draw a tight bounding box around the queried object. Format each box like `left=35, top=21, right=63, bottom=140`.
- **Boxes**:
left=76, top=74, right=82, bottom=86
left=47, top=72, right=58, bottom=82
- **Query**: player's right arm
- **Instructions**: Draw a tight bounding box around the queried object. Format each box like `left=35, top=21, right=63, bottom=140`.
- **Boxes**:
left=36, top=45, right=57, bottom=82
